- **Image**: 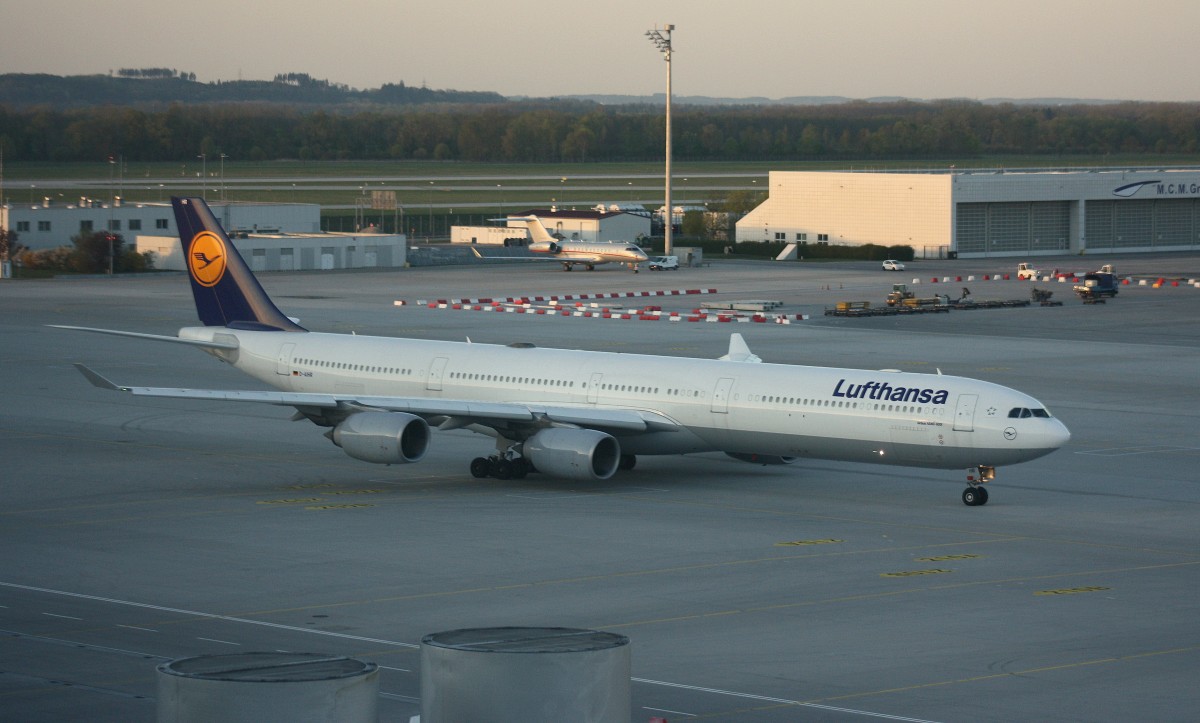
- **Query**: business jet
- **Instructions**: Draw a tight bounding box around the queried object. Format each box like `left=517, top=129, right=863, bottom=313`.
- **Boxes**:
left=55, top=198, right=1069, bottom=506
left=476, top=215, right=649, bottom=272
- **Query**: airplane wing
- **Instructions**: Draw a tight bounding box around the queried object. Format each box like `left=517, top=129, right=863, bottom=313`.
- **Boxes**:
left=73, top=364, right=678, bottom=434
left=468, top=248, right=573, bottom=262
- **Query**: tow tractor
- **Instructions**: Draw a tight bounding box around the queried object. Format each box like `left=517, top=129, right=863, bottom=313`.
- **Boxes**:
left=1016, top=262, right=1040, bottom=280
left=886, top=283, right=947, bottom=308
left=885, top=283, right=915, bottom=306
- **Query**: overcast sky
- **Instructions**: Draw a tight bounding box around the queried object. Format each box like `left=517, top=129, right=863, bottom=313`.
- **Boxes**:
left=3, top=0, right=1196, bottom=102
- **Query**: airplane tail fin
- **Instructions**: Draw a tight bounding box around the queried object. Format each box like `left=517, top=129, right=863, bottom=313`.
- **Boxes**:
left=171, top=197, right=305, bottom=332
left=512, top=216, right=557, bottom=245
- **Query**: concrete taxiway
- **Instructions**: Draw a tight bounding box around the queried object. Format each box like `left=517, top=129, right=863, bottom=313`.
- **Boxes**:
left=2, top=254, right=1199, bottom=722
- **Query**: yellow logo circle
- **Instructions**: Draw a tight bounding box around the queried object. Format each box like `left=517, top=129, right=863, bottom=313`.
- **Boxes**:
left=188, top=231, right=227, bottom=287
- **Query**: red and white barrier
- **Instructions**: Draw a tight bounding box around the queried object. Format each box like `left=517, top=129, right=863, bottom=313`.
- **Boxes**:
left=409, top=288, right=717, bottom=306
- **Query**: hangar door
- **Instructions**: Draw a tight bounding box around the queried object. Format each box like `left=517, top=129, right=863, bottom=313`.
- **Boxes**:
left=955, top=201, right=1070, bottom=254
left=1085, top=199, right=1198, bottom=250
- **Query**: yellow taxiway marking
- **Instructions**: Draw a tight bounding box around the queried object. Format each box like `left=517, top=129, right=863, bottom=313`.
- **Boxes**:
left=775, top=538, right=844, bottom=546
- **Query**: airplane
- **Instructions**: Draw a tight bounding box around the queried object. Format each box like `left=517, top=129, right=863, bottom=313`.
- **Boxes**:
left=54, top=197, right=1069, bottom=506
left=473, top=215, right=649, bottom=272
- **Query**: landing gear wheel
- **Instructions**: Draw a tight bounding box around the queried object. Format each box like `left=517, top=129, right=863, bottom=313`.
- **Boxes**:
left=470, top=457, right=491, bottom=478
left=962, top=486, right=989, bottom=506
left=491, top=458, right=514, bottom=480
left=619, top=454, right=637, bottom=471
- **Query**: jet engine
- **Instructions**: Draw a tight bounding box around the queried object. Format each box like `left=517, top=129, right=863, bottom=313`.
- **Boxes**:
left=528, top=241, right=561, bottom=254
left=523, top=428, right=620, bottom=481
left=725, top=452, right=798, bottom=466
left=330, top=412, right=430, bottom=464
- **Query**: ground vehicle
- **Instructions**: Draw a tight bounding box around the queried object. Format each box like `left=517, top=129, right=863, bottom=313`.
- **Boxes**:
left=647, top=255, right=679, bottom=270
left=886, top=283, right=916, bottom=306
left=1074, top=272, right=1119, bottom=300
left=882, top=259, right=905, bottom=271
left=1017, top=263, right=1040, bottom=280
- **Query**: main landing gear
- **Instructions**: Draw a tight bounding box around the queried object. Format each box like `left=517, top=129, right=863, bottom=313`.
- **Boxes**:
left=470, top=455, right=534, bottom=480
left=468, top=452, right=639, bottom=479
left=962, top=465, right=995, bottom=506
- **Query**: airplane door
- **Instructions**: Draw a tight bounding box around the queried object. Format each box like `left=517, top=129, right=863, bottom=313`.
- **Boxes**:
left=275, top=343, right=295, bottom=376
left=953, top=394, right=978, bottom=432
left=711, top=377, right=734, bottom=414
left=427, top=357, right=448, bottom=391
left=587, top=373, right=603, bottom=404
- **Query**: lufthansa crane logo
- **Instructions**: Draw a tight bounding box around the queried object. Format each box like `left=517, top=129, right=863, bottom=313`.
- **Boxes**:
left=188, top=231, right=227, bottom=287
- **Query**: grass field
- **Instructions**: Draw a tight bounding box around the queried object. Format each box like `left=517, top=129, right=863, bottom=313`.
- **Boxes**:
left=6, top=155, right=1200, bottom=216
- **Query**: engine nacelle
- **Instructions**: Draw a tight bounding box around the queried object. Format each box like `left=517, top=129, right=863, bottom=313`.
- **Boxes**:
left=529, top=241, right=560, bottom=254
left=523, top=428, right=620, bottom=481
left=725, top=452, right=798, bottom=466
left=331, top=412, right=430, bottom=465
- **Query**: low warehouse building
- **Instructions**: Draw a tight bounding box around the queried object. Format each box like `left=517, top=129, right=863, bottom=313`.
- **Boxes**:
left=2, top=199, right=321, bottom=252
left=137, top=231, right=407, bottom=272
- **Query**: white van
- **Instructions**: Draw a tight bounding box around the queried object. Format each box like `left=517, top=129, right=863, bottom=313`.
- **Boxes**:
left=648, top=255, right=679, bottom=270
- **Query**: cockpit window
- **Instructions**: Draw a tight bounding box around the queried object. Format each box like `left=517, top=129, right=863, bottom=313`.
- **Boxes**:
left=1009, top=407, right=1051, bottom=419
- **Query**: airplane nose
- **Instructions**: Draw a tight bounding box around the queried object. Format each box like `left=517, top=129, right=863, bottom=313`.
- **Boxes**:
left=1048, top=419, right=1071, bottom=449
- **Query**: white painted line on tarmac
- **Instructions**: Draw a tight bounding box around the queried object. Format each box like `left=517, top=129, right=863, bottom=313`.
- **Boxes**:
left=633, top=677, right=945, bottom=722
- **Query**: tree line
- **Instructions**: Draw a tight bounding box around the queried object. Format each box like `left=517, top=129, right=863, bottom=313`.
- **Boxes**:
left=2, top=99, right=1200, bottom=163
left=0, top=73, right=504, bottom=111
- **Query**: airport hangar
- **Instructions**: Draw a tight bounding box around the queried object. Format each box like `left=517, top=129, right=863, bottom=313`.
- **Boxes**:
left=736, top=168, right=1200, bottom=259
left=1, top=199, right=407, bottom=271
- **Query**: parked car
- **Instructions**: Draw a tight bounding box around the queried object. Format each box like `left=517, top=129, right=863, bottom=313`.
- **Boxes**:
left=647, top=255, right=679, bottom=270
left=881, top=259, right=905, bottom=271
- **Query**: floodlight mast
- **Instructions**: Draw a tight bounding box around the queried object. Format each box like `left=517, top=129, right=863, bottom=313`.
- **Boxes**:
left=645, top=24, right=674, bottom=257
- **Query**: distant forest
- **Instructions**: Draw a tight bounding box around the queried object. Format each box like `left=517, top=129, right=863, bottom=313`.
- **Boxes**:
left=1, top=73, right=1199, bottom=163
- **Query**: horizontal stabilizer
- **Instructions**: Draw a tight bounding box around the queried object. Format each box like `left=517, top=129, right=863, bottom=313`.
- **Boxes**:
left=51, top=325, right=239, bottom=350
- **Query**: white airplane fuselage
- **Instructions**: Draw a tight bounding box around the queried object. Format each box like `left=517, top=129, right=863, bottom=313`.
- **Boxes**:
left=533, top=241, right=648, bottom=268
left=183, top=325, right=1069, bottom=470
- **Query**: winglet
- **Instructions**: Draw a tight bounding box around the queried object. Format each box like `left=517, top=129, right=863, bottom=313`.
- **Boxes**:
left=719, top=333, right=762, bottom=363
left=73, top=363, right=129, bottom=391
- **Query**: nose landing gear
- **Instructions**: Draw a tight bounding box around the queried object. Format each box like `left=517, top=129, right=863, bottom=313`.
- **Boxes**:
left=963, top=465, right=995, bottom=506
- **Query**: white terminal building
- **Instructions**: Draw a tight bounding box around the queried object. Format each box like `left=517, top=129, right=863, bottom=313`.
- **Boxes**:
left=736, top=168, right=1200, bottom=258
left=452, top=207, right=651, bottom=245
left=1, top=199, right=406, bottom=270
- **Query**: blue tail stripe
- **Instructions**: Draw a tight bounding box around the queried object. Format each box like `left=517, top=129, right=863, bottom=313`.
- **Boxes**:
left=171, top=197, right=306, bottom=332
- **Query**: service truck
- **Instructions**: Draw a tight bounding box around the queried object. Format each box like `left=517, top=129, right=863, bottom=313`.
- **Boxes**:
left=1074, top=272, right=1119, bottom=301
